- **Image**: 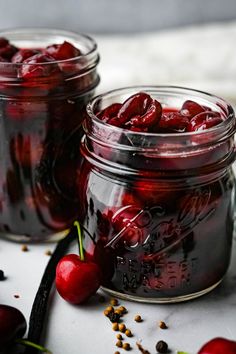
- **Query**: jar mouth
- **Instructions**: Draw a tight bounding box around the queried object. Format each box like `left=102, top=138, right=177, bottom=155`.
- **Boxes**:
left=85, top=85, right=236, bottom=152
left=0, top=27, right=98, bottom=66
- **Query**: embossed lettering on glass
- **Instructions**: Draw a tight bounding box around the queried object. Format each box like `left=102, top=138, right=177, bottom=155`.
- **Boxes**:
left=80, top=86, right=236, bottom=303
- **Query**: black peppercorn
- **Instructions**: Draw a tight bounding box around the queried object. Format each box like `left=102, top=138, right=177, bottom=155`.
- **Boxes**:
left=156, top=340, right=168, bottom=353
left=108, top=311, right=121, bottom=323
left=0, top=270, right=5, bottom=281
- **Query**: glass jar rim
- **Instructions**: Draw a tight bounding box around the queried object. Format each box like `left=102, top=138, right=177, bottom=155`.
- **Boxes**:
left=86, top=85, right=235, bottom=141
left=0, top=27, right=98, bottom=65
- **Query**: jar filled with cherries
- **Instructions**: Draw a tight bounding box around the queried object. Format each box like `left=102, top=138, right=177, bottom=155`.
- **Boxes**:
left=0, top=29, right=99, bottom=242
left=80, top=86, right=236, bottom=303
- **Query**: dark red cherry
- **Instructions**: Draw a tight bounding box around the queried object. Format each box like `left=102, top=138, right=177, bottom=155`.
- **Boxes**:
left=97, top=103, right=122, bottom=122
left=181, top=100, right=205, bottom=118
left=11, top=49, right=41, bottom=63
left=126, top=99, right=162, bottom=129
left=158, top=111, right=189, bottom=132
left=0, top=304, right=27, bottom=348
left=117, top=92, right=152, bottom=124
left=11, top=134, right=43, bottom=167
left=0, top=40, right=18, bottom=60
left=45, top=41, right=81, bottom=60
left=56, top=254, right=101, bottom=304
left=198, top=337, right=236, bottom=354
left=19, top=53, right=61, bottom=79
left=187, top=111, right=223, bottom=132
left=0, top=37, right=9, bottom=48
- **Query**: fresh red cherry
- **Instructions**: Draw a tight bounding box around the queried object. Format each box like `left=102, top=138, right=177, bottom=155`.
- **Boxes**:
left=19, top=53, right=61, bottom=79
left=198, top=337, right=236, bottom=354
left=0, top=304, right=26, bottom=349
left=45, top=41, right=81, bottom=60
left=11, top=49, right=41, bottom=63
left=56, top=253, right=101, bottom=304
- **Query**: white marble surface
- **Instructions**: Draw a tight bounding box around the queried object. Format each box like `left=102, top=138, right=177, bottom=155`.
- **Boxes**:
left=1, top=21, right=236, bottom=354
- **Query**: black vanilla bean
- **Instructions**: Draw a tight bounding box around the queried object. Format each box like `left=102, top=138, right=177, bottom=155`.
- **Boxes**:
left=23, top=228, right=76, bottom=354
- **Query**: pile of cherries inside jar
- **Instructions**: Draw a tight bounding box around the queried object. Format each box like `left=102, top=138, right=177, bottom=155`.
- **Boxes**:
left=97, top=92, right=224, bottom=133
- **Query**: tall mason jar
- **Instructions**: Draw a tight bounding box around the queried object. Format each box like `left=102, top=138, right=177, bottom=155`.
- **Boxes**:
left=80, top=86, right=236, bottom=303
left=0, top=29, right=99, bottom=242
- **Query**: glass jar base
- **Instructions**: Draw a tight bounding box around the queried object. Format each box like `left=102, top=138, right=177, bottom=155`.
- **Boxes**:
left=0, top=228, right=70, bottom=243
left=101, top=279, right=223, bottom=304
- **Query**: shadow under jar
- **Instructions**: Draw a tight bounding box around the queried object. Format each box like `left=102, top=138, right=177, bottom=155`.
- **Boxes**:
left=80, top=86, right=236, bottom=303
left=0, top=28, right=99, bottom=242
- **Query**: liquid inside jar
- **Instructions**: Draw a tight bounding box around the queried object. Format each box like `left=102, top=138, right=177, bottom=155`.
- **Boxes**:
left=80, top=87, right=236, bottom=302
left=0, top=29, right=99, bottom=241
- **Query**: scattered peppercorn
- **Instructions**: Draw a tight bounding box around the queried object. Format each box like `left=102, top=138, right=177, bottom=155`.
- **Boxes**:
left=112, top=322, right=119, bottom=331
left=123, top=343, right=131, bottom=351
left=110, top=298, right=119, bottom=306
left=115, top=309, right=123, bottom=316
left=118, top=323, right=126, bottom=333
left=134, top=315, right=142, bottom=322
left=159, top=321, right=168, bottom=329
left=116, top=334, right=123, bottom=340
left=118, top=306, right=127, bottom=314
left=0, top=270, right=5, bottom=281
left=45, top=250, right=52, bottom=256
left=116, top=340, right=123, bottom=348
left=125, top=329, right=133, bottom=337
left=14, top=294, right=20, bottom=299
left=156, top=340, right=168, bottom=353
left=108, top=311, right=121, bottom=323
left=21, top=245, right=29, bottom=252
left=106, top=306, right=114, bottom=313
left=104, top=309, right=110, bottom=316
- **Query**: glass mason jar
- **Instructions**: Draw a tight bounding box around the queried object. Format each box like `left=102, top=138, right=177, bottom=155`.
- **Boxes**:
left=80, top=86, right=236, bottom=303
left=0, top=28, right=99, bottom=242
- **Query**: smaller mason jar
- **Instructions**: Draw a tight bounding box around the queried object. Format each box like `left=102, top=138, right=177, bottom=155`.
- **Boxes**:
left=80, top=86, right=236, bottom=303
left=0, top=28, right=99, bottom=242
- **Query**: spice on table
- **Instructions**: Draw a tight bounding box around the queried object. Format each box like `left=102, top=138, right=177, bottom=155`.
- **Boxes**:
left=14, top=294, right=20, bottom=299
left=45, top=250, right=52, bottom=256
left=108, top=311, right=121, bottom=323
left=21, top=245, right=29, bottom=252
left=118, top=306, right=127, bottom=314
left=125, top=329, right=133, bottom=337
left=112, top=322, right=119, bottom=331
left=156, top=340, right=168, bottom=353
left=106, top=306, right=114, bottom=313
left=116, top=334, right=123, bottom=340
left=136, top=342, right=151, bottom=354
left=116, top=340, right=123, bottom=348
left=123, top=342, right=131, bottom=351
left=0, top=270, right=5, bottom=281
left=118, top=323, right=126, bottom=332
left=110, top=298, right=119, bottom=306
left=159, top=321, right=168, bottom=329
left=115, top=309, right=123, bottom=316
left=134, top=315, right=142, bottom=322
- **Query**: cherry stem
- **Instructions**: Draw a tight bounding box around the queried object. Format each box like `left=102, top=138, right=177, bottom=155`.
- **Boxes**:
left=74, top=221, right=84, bottom=261
left=16, top=338, right=52, bottom=353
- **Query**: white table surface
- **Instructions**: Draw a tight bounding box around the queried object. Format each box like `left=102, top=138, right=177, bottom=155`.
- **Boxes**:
left=1, top=21, right=236, bottom=354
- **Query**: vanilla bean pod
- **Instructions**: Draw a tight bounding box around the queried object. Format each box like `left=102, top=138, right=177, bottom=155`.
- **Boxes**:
left=23, top=228, right=76, bottom=354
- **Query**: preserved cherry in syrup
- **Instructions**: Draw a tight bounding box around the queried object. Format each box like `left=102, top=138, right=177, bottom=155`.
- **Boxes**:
left=80, top=87, right=235, bottom=302
left=0, top=30, right=99, bottom=241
